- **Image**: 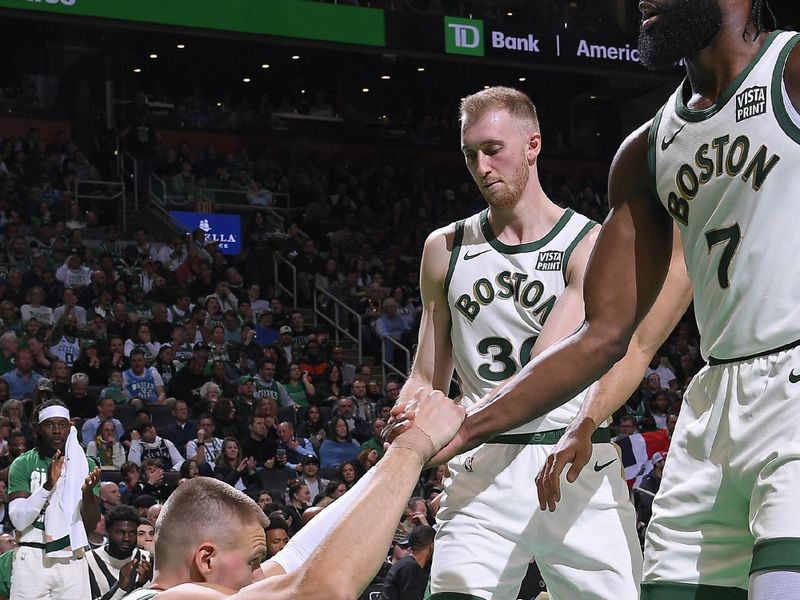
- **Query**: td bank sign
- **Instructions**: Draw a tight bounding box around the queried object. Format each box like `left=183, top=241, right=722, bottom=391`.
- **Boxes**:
left=444, top=16, right=540, bottom=57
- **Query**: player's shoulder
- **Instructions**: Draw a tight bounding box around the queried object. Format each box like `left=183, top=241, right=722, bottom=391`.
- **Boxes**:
left=609, top=120, right=656, bottom=203
left=424, top=211, right=481, bottom=251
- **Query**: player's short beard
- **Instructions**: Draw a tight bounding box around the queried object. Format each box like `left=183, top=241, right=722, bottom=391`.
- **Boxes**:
left=484, top=161, right=530, bottom=210
left=638, top=0, right=723, bottom=71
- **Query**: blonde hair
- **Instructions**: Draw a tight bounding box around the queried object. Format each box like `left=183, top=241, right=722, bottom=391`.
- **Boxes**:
left=154, top=477, right=268, bottom=568
left=459, top=86, right=540, bottom=134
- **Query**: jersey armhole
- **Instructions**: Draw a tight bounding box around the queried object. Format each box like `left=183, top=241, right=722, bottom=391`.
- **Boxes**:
left=561, top=220, right=597, bottom=285
left=646, top=104, right=667, bottom=205
left=443, top=220, right=465, bottom=296
left=771, top=33, right=800, bottom=144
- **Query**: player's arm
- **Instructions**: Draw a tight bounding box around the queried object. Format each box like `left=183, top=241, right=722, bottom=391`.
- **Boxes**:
left=433, top=122, right=675, bottom=461
left=785, top=42, right=800, bottom=111
left=536, top=230, right=692, bottom=510
left=395, top=227, right=455, bottom=406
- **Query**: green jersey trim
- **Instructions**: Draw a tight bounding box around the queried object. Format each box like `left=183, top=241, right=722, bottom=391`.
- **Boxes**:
left=443, top=219, right=465, bottom=296
left=640, top=581, right=746, bottom=600
left=674, top=29, right=782, bottom=122
left=561, top=220, right=596, bottom=282
left=647, top=104, right=667, bottom=204
left=751, top=537, right=800, bottom=574
left=771, top=33, right=800, bottom=144
left=479, top=208, right=574, bottom=254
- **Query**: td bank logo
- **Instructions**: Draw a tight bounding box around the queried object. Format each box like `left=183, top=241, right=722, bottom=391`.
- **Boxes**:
left=445, top=16, right=484, bottom=57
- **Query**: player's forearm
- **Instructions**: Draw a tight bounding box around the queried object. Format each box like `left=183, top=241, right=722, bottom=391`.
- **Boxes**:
left=81, top=490, right=101, bottom=531
left=464, top=321, right=630, bottom=446
left=288, top=446, right=427, bottom=600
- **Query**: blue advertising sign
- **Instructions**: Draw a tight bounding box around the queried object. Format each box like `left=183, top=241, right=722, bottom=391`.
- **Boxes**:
left=170, top=211, right=242, bottom=256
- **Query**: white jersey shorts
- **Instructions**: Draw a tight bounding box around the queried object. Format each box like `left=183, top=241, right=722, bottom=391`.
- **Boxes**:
left=643, top=343, right=800, bottom=598
left=10, top=545, right=90, bottom=600
left=429, top=433, right=642, bottom=600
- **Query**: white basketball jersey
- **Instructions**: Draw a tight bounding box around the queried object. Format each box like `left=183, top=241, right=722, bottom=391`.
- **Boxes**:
left=651, top=30, right=800, bottom=362
left=446, top=208, right=596, bottom=434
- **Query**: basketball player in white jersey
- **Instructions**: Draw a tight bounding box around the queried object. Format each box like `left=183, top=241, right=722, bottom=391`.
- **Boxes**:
left=396, top=86, right=692, bottom=600
left=417, top=2, right=800, bottom=599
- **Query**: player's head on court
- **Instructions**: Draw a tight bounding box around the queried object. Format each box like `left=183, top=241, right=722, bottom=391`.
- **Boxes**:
left=459, top=86, right=541, bottom=210
left=33, top=399, right=71, bottom=456
left=638, top=0, right=776, bottom=70
left=153, top=477, right=268, bottom=591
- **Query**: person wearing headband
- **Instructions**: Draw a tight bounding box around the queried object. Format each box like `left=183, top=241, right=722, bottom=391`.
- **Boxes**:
left=7, top=399, right=102, bottom=600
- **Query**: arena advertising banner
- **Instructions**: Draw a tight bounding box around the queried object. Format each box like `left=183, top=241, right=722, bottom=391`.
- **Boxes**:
left=0, top=0, right=385, bottom=46
left=170, top=211, right=241, bottom=256
left=386, top=12, right=642, bottom=71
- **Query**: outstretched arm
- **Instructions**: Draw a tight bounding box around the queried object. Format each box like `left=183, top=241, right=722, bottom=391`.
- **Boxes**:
left=229, top=390, right=466, bottom=600
left=433, top=122, right=676, bottom=461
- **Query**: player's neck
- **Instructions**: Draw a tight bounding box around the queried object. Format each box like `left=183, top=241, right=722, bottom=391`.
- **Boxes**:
left=685, top=21, right=768, bottom=106
left=486, top=182, right=561, bottom=245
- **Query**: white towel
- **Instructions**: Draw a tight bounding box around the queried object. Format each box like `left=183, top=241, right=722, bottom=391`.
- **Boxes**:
left=44, top=426, right=89, bottom=557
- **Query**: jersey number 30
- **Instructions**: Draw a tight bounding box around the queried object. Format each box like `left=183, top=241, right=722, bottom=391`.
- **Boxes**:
left=477, top=336, right=538, bottom=381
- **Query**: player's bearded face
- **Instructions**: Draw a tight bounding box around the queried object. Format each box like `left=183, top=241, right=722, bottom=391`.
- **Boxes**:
left=638, top=0, right=723, bottom=70
left=483, top=154, right=529, bottom=209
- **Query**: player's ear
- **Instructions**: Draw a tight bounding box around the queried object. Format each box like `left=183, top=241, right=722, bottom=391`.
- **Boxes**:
left=526, top=132, right=541, bottom=165
left=192, top=542, right=216, bottom=580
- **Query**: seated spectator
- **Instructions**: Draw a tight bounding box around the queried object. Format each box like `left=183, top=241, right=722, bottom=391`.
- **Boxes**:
left=124, top=322, right=161, bottom=364
left=129, top=459, right=172, bottom=503
left=255, top=311, right=279, bottom=347
left=0, top=333, right=18, bottom=376
left=124, top=349, right=167, bottom=406
left=253, top=360, right=293, bottom=410
left=167, top=355, right=209, bottom=406
left=329, top=346, right=357, bottom=386
left=361, top=418, right=387, bottom=460
left=136, top=518, right=155, bottom=553
left=55, top=254, right=92, bottom=289
left=298, top=455, right=330, bottom=501
left=98, top=481, right=122, bottom=514
left=65, top=372, right=95, bottom=420
left=2, top=348, right=40, bottom=399
left=284, top=479, right=311, bottom=535
left=314, top=363, right=343, bottom=405
left=52, top=288, right=88, bottom=326
left=332, top=396, right=371, bottom=444
left=358, top=447, right=380, bottom=473
left=128, top=422, right=184, bottom=471
left=339, top=459, right=363, bottom=491
left=185, top=413, right=224, bottom=472
left=153, top=343, right=179, bottom=390
left=234, top=375, right=261, bottom=425
left=82, top=396, right=124, bottom=448
left=73, top=340, right=111, bottom=386
left=374, top=297, right=413, bottom=366
left=319, top=417, right=361, bottom=469
left=295, top=404, right=326, bottom=450
left=159, top=399, right=197, bottom=457
left=118, top=461, right=140, bottom=500
left=264, top=516, right=291, bottom=560
left=20, top=286, right=53, bottom=326
left=212, top=436, right=256, bottom=491
left=276, top=421, right=316, bottom=470
left=379, top=525, right=436, bottom=600
left=299, top=341, right=328, bottom=384
left=179, top=458, right=201, bottom=480
left=101, top=368, right=131, bottom=405
left=284, top=363, right=314, bottom=407
left=239, top=414, right=278, bottom=470
left=86, top=504, right=153, bottom=600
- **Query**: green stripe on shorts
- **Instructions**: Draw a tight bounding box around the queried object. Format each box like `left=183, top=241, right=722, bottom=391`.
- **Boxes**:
left=641, top=581, right=747, bottom=599
left=751, top=537, right=800, bottom=575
